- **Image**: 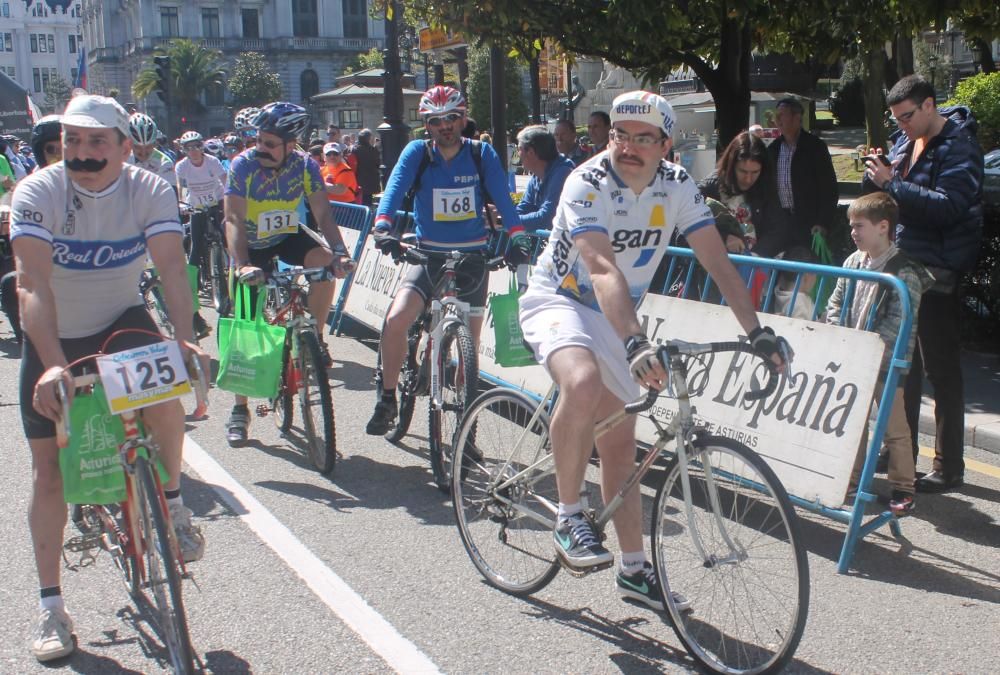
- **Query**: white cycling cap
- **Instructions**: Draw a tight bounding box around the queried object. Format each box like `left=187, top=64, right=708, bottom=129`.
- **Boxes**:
left=609, top=90, right=676, bottom=138
left=61, top=95, right=130, bottom=137
left=323, top=142, right=343, bottom=155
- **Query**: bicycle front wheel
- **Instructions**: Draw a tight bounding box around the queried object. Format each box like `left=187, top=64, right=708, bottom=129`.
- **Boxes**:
left=133, top=455, right=195, bottom=673
left=297, top=330, right=336, bottom=474
left=272, top=336, right=294, bottom=433
left=429, top=322, right=478, bottom=493
left=651, top=436, right=809, bottom=675
left=452, top=388, right=560, bottom=596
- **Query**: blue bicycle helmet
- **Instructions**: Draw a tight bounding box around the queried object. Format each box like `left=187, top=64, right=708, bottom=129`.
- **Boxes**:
left=251, top=102, right=310, bottom=142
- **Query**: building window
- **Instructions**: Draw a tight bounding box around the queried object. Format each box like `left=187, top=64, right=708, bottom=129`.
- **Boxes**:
left=71, top=67, right=78, bottom=83
left=338, top=109, right=361, bottom=129
left=72, top=3, right=81, bottom=18
left=202, top=8, right=220, bottom=38
left=241, top=8, right=259, bottom=38
left=292, top=0, right=318, bottom=38
left=33, top=68, right=41, bottom=92
left=3, top=33, right=12, bottom=52
left=69, top=35, right=77, bottom=54
left=48, top=35, right=55, bottom=53
left=343, top=0, right=367, bottom=39
left=1, top=3, right=9, bottom=19
left=300, top=69, right=319, bottom=101
left=1, top=66, right=15, bottom=79
left=408, top=108, right=420, bottom=122
left=161, top=7, right=180, bottom=37
left=30, top=34, right=38, bottom=53
left=31, top=3, right=48, bottom=17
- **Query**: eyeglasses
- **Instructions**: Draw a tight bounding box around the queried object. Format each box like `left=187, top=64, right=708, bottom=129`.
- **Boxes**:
left=426, top=113, right=463, bottom=127
left=44, top=143, right=61, bottom=155
left=889, top=105, right=921, bottom=125
left=184, top=142, right=204, bottom=150
left=609, top=128, right=663, bottom=148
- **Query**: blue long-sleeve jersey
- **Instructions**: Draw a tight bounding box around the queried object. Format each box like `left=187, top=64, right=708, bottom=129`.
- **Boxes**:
left=374, top=138, right=523, bottom=249
left=515, top=154, right=575, bottom=232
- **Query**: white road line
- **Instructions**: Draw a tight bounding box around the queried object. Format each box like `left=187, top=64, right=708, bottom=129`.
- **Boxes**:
left=182, top=437, right=442, bottom=675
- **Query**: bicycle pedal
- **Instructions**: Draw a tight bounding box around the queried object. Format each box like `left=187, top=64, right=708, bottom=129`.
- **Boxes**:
left=64, top=532, right=103, bottom=553
left=255, top=404, right=270, bottom=418
left=558, top=558, right=614, bottom=578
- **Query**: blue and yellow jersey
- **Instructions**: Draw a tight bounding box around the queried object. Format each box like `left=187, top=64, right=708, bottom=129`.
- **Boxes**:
left=225, top=148, right=323, bottom=249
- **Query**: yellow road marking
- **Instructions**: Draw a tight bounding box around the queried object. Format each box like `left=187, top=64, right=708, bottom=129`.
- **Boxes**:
left=919, top=446, right=1000, bottom=480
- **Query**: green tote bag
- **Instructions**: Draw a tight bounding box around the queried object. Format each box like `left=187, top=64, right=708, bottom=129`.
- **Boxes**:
left=216, top=283, right=286, bottom=398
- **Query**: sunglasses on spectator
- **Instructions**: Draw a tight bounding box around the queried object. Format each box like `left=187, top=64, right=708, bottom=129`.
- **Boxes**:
left=426, top=113, right=463, bottom=127
left=44, top=143, right=61, bottom=155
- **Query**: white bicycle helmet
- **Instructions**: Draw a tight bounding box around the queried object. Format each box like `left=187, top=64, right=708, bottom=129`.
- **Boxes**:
left=128, top=113, right=158, bottom=146
left=234, top=107, right=261, bottom=131
left=418, top=85, right=467, bottom=117
left=203, top=138, right=224, bottom=157
left=179, top=131, right=203, bottom=145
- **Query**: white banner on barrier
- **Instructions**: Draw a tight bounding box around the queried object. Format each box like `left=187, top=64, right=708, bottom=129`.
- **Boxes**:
left=343, top=243, right=883, bottom=507
left=340, top=227, right=360, bottom=258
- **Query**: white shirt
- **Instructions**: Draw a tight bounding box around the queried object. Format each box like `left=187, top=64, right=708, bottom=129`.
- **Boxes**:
left=524, top=152, right=714, bottom=312
left=128, top=148, right=176, bottom=186
left=175, top=154, right=226, bottom=208
left=10, top=163, right=182, bottom=338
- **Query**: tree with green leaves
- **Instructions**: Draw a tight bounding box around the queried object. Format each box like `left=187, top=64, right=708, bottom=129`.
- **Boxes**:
left=466, top=46, right=527, bottom=132
left=228, top=52, right=282, bottom=108
left=343, top=47, right=386, bottom=75
left=44, top=75, right=72, bottom=114
left=132, top=39, right=226, bottom=125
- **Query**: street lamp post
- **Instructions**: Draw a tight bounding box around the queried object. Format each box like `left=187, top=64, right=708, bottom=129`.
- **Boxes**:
left=970, top=43, right=982, bottom=74
left=929, top=53, right=938, bottom=90
left=377, top=0, right=411, bottom=178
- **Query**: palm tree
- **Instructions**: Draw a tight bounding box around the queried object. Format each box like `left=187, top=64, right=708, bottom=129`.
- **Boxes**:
left=133, top=39, right=226, bottom=130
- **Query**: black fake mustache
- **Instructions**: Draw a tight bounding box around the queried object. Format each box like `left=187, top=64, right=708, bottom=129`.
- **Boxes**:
left=256, top=151, right=274, bottom=161
left=65, top=157, right=108, bottom=173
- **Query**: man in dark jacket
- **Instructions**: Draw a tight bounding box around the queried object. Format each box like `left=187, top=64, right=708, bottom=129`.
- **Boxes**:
left=862, top=74, right=984, bottom=492
left=514, top=125, right=575, bottom=233
left=768, top=98, right=839, bottom=247
left=349, top=128, right=382, bottom=207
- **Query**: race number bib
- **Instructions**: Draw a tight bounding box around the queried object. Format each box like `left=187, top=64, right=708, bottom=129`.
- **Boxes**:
left=257, top=210, right=298, bottom=239
left=193, top=192, right=218, bottom=208
left=96, top=341, right=192, bottom=414
left=433, top=187, right=476, bottom=222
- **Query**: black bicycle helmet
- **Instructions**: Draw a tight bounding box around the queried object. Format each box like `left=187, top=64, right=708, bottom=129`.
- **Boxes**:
left=251, top=102, right=310, bottom=142
left=31, top=115, right=62, bottom=168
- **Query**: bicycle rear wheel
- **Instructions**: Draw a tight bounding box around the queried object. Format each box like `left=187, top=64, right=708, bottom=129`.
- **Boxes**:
left=452, top=388, right=560, bottom=596
left=429, top=322, right=478, bottom=493
left=651, top=436, right=809, bottom=675
left=272, top=336, right=294, bottom=433
left=297, top=329, right=336, bottom=474
left=133, top=455, right=195, bottom=673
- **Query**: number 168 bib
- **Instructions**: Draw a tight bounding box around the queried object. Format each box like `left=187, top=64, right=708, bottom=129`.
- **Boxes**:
left=433, top=186, right=476, bottom=222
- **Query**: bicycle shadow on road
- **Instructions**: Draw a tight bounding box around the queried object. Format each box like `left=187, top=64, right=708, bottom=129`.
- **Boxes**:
left=326, top=357, right=376, bottom=392
left=516, top=595, right=835, bottom=675
left=54, top=647, right=144, bottom=674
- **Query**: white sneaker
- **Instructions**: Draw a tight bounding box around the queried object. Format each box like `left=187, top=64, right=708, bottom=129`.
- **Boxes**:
left=31, top=607, right=75, bottom=662
left=169, top=503, right=205, bottom=563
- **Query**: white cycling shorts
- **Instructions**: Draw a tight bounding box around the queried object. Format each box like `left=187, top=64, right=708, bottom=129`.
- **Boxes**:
left=519, top=292, right=640, bottom=405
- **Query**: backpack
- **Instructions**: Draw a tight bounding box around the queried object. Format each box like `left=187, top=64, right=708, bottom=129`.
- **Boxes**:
left=401, top=140, right=495, bottom=231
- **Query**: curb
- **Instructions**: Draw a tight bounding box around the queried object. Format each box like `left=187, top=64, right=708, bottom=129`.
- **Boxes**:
left=918, top=409, right=1000, bottom=455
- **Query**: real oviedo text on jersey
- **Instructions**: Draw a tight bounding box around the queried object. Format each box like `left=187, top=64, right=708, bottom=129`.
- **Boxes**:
left=52, top=238, right=146, bottom=269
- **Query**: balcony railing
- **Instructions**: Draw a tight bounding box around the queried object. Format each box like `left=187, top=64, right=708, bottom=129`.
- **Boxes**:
left=124, top=35, right=382, bottom=56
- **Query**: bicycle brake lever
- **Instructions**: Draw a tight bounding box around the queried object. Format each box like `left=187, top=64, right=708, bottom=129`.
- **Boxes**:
left=55, top=380, right=71, bottom=449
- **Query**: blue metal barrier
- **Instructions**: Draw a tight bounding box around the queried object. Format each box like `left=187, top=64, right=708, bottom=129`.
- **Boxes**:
left=327, top=201, right=373, bottom=334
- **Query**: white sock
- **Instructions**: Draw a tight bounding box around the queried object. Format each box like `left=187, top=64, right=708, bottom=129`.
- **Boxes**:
left=620, top=551, right=647, bottom=575
left=40, top=595, right=65, bottom=611
left=557, top=502, right=582, bottom=520
left=166, top=495, right=184, bottom=510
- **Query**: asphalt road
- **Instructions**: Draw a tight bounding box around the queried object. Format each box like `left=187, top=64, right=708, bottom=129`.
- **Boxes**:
left=0, top=304, right=998, bottom=674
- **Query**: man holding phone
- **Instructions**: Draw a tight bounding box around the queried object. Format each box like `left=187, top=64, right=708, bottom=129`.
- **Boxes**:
left=862, top=74, right=984, bottom=493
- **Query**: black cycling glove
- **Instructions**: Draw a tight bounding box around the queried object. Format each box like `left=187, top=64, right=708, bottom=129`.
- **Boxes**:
left=748, top=326, right=790, bottom=365
left=373, top=230, right=403, bottom=260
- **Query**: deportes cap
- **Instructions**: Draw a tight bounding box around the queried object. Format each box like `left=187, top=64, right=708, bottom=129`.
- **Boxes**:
left=609, top=91, right=675, bottom=137
left=323, top=142, right=342, bottom=155
left=61, top=95, right=130, bottom=136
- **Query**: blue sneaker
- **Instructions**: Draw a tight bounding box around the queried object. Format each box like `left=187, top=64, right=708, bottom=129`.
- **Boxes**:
left=616, top=562, right=692, bottom=612
left=553, top=513, right=613, bottom=569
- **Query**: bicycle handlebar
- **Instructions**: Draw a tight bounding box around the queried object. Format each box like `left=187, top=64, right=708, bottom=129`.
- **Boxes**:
left=622, top=340, right=788, bottom=415
left=54, top=341, right=210, bottom=448
left=264, top=265, right=337, bottom=287
left=398, top=245, right=506, bottom=272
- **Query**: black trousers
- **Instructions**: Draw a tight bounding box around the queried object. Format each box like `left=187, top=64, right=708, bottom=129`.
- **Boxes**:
left=903, top=287, right=965, bottom=477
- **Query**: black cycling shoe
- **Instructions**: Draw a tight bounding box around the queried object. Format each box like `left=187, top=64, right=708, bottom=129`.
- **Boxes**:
left=227, top=406, right=250, bottom=447
left=193, top=313, right=212, bottom=340
left=365, top=398, right=397, bottom=436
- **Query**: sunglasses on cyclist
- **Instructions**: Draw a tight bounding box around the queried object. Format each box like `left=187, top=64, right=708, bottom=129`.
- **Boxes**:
left=426, top=113, right=463, bottom=127
left=184, top=142, right=204, bottom=150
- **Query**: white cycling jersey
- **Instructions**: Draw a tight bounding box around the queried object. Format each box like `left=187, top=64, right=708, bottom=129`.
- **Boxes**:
left=175, top=153, right=226, bottom=209
left=127, top=148, right=175, bottom=186
left=523, top=152, right=714, bottom=312
left=10, top=163, right=182, bottom=338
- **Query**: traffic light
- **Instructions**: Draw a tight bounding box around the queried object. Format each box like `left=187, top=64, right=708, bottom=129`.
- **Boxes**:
left=153, top=55, right=171, bottom=105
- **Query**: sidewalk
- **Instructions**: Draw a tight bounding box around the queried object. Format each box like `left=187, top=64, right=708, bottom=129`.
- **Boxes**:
left=920, top=350, right=1000, bottom=454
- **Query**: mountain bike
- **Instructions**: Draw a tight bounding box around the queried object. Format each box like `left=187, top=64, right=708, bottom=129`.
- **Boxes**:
left=374, top=245, right=505, bottom=492
left=451, top=340, right=809, bottom=675
left=59, top=330, right=209, bottom=674
left=180, top=201, right=229, bottom=314
left=256, top=265, right=344, bottom=474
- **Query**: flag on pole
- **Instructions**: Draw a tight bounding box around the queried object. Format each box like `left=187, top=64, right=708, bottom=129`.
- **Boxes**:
left=74, top=46, right=87, bottom=90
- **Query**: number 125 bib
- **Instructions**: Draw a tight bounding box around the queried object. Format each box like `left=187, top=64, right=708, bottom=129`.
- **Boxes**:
left=433, top=187, right=476, bottom=222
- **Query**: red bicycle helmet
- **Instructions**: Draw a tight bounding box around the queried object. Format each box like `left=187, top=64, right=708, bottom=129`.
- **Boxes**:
left=417, top=86, right=466, bottom=117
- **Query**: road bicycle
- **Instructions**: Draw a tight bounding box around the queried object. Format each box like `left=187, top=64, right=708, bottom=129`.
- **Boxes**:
left=374, top=245, right=505, bottom=492
left=180, top=201, right=229, bottom=314
left=59, top=330, right=209, bottom=674
left=255, top=265, right=344, bottom=474
left=451, top=340, right=809, bottom=675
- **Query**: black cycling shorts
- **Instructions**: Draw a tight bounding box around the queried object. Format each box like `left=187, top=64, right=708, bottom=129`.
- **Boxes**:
left=20, top=305, right=163, bottom=439
left=248, top=227, right=323, bottom=270
left=400, top=255, right=488, bottom=317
